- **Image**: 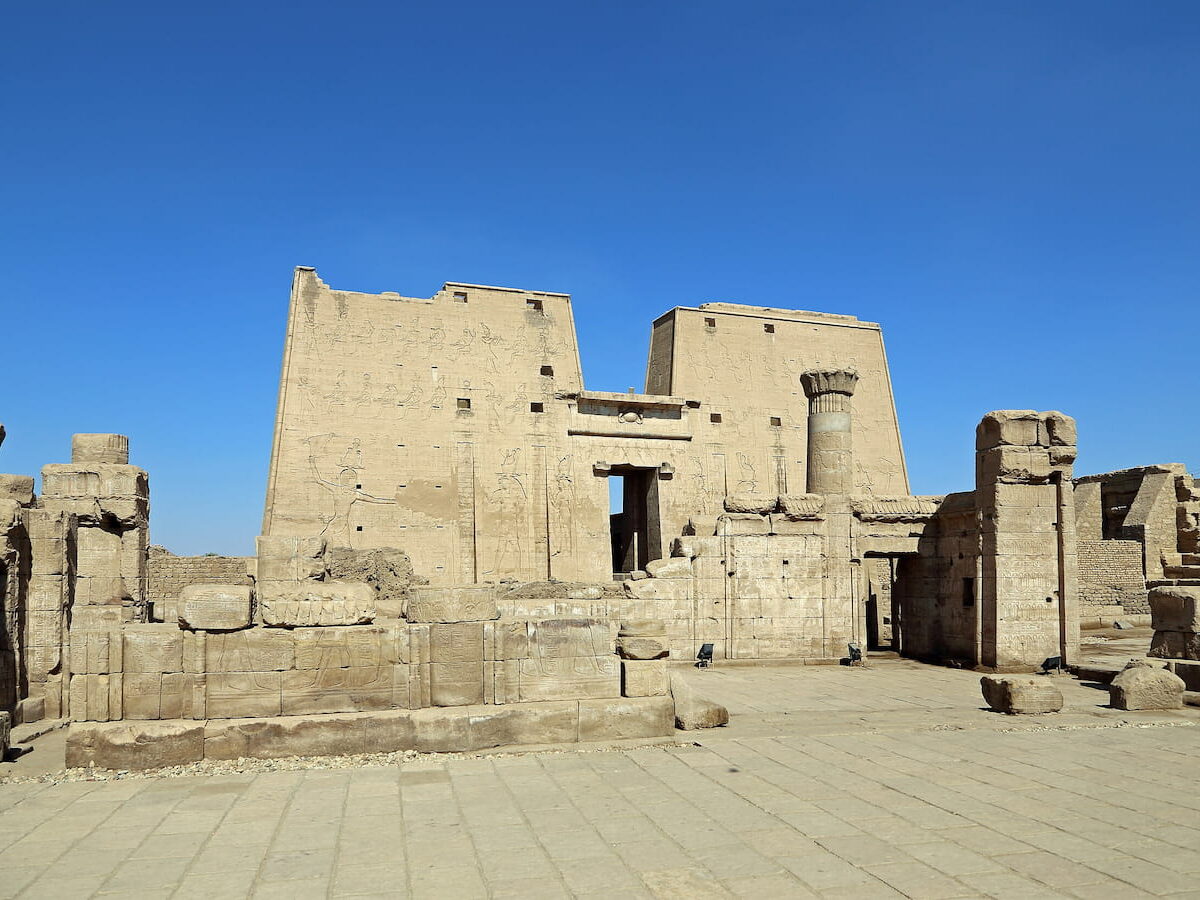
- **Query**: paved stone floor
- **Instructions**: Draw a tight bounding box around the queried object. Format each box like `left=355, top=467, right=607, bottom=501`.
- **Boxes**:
left=4, top=659, right=1200, bottom=898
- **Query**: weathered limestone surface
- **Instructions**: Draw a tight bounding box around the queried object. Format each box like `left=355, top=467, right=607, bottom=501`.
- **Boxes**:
left=670, top=673, right=729, bottom=729
left=407, top=586, right=498, bottom=623
left=980, top=675, right=1064, bottom=714
left=67, top=694, right=675, bottom=770
left=178, top=584, right=252, bottom=631
left=1110, top=659, right=1185, bottom=710
left=259, top=581, right=375, bottom=626
left=1148, top=587, right=1200, bottom=659
left=66, top=720, right=204, bottom=769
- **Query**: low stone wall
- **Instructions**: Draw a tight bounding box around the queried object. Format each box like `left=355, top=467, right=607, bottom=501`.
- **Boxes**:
left=1078, top=540, right=1147, bottom=614
left=146, top=547, right=252, bottom=622
left=66, top=696, right=674, bottom=769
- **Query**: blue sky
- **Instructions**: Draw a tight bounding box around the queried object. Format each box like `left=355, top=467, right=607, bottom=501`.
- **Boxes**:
left=3, top=1, right=1198, bottom=555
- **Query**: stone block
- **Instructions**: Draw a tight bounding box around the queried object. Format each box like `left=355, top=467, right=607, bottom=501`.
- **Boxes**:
left=255, top=535, right=326, bottom=581
left=281, top=666, right=394, bottom=715
left=259, top=581, right=374, bottom=626
left=293, top=624, right=405, bottom=669
left=407, top=585, right=499, bottom=623
left=976, top=410, right=1041, bottom=449
left=204, top=713, right=367, bottom=760
left=122, top=625, right=184, bottom=674
left=429, top=622, right=484, bottom=662
left=1110, top=660, right=1185, bottom=710
left=723, top=494, right=778, bottom=514
left=0, top=710, right=8, bottom=758
left=205, top=629, right=294, bottom=672
left=66, top=720, right=203, bottom=770
left=465, top=701, right=578, bottom=749
left=205, top=672, right=282, bottom=718
left=1043, top=411, right=1077, bottom=447
left=160, top=673, right=193, bottom=719
left=777, top=493, right=825, bottom=520
left=178, top=584, right=252, bottom=631
left=71, top=433, right=129, bottom=465
left=122, top=673, right=163, bottom=719
left=622, top=660, right=669, bottom=697
left=0, top=474, right=34, bottom=505
left=69, top=630, right=119, bottom=675
left=409, top=706, right=470, bottom=752
left=1149, top=587, right=1200, bottom=633
left=979, top=676, right=1064, bottom=714
left=517, top=656, right=620, bottom=702
left=670, top=673, right=729, bottom=729
left=1149, top=630, right=1200, bottom=660
left=430, top=662, right=485, bottom=706
left=578, top=696, right=674, bottom=742
left=645, top=557, right=692, bottom=579
left=718, top=513, right=771, bottom=535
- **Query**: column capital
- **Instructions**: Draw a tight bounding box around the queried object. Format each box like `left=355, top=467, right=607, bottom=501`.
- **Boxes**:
left=800, top=368, right=859, bottom=399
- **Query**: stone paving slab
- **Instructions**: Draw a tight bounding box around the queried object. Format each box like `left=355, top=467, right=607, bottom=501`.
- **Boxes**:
left=3, top=660, right=1200, bottom=898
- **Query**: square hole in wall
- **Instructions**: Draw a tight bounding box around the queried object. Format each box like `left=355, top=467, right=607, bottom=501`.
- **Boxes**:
left=710, top=413, right=722, bottom=423
left=540, top=365, right=554, bottom=376
left=452, top=291, right=468, bottom=303
left=530, top=402, right=545, bottom=413
left=526, top=298, right=543, bottom=310
left=770, top=416, right=782, bottom=427
left=704, top=317, right=716, bottom=328
left=355, top=483, right=362, bottom=489
left=685, top=399, right=701, bottom=409
left=356, top=525, right=363, bottom=532
left=457, top=397, right=471, bottom=410
left=764, top=323, right=775, bottom=333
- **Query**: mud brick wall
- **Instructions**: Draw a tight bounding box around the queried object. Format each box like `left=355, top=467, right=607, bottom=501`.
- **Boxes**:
left=1077, top=540, right=1147, bottom=613
left=146, top=548, right=251, bottom=612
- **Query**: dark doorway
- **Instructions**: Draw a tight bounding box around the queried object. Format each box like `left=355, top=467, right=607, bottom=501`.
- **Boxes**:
left=608, top=466, right=662, bottom=573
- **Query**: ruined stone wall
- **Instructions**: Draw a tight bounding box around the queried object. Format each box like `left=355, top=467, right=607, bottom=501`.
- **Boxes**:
left=145, top=548, right=252, bottom=621
left=1077, top=540, right=1147, bottom=614
left=893, top=493, right=979, bottom=665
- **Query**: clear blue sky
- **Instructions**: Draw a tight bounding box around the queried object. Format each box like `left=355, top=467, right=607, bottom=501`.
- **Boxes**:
left=3, top=2, right=1198, bottom=555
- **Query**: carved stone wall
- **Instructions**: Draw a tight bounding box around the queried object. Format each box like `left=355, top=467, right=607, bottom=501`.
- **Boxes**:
left=263, top=270, right=910, bottom=585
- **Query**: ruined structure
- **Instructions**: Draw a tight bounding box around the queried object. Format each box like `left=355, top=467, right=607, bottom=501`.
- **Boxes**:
left=0, top=268, right=1193, bottom=766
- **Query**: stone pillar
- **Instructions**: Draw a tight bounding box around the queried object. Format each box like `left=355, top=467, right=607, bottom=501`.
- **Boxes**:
left=975, top=411, right=1079, bottom=671
left=800, top=369, right=859, bottom=495
left=41, top=434, right=149, bottom=620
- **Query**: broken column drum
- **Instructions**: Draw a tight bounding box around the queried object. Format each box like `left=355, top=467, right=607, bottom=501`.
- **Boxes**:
left=800, top=369, right=860, bottom=495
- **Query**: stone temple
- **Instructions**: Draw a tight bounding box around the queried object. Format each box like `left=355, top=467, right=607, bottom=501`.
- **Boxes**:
left=1, top=267, right=1198, bottom=767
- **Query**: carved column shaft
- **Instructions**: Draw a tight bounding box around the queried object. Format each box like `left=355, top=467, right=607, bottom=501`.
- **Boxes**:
left=800, top=369, right=859, bottom=495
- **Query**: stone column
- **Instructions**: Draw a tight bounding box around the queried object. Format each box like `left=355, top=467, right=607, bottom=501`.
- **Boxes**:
left=975, top=410, right=1079, bottom=670
left=800, top=369, right=859, bottom=495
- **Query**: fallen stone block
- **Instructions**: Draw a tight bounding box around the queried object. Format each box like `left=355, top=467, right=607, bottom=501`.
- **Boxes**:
left=406, top=585, right=498, bottom=623
left=178, top=584, right=252, bottom=631
left=980, top=676, right=1064, bottom=714
left=66, top=720, right=204, bottom=770
left=1110, top=659, right=1185, bottom=710
left=645, top=557, right=692, bottom=579
left=670, top=674, right=729, bottom=729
